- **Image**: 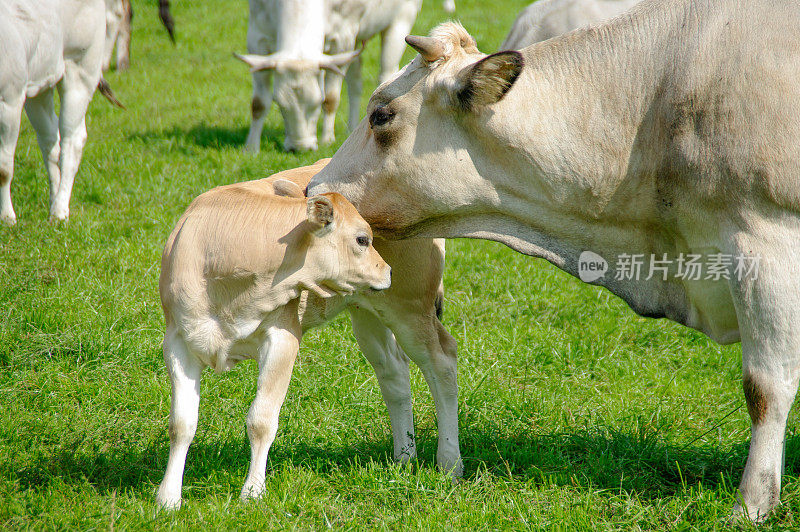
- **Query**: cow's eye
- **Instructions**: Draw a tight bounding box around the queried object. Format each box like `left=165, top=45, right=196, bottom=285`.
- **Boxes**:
left=369, top=106, right=394, bottom=128
left=356, top=235, right=370, bottom=247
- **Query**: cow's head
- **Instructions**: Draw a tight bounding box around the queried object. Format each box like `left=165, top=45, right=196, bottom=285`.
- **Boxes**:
left=236, top=51, right=360, bottom=151
left=301, top=192, right=392, bottom=294
left=306, top=23, right=524, bottom=237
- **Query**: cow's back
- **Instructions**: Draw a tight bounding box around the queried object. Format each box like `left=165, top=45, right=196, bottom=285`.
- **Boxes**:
left=656, top=0, right=800, bottom=214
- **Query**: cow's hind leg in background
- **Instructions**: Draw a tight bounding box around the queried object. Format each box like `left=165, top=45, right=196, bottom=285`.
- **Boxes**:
left=240, top=326, right=300, bottom=500
left=156, top=330, right=203, bottom=510
left=24, top=88, right=61, bottom=209
left=0, top=93, right=23, bottom=225
left=350, top=307, right=417, bottom=463
left=51, top=74, right=92, bottom=221
left=730, top=233, right=800, bottom=522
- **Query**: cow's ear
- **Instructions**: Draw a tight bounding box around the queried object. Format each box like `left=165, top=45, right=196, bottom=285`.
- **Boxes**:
left=307, top=195, right=335, bottom=234
left=273, top=179, right=305, bottom=198
left=456, top=51, right=524, bottom=111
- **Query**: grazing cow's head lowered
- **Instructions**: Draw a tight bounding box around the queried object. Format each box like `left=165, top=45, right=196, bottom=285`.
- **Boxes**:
left=236, top=51, right=360, bottom=151
left=306, top=22, right=524, bottom=234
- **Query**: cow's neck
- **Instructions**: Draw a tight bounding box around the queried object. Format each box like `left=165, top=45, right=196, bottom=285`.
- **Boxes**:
left=436, top=0, right=702, bottom=322
left=275, top=0, right=325, bottom=56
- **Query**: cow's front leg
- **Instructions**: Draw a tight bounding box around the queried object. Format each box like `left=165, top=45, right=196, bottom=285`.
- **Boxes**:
left=344, top=54, right=362, bottom=132
left=378, top=4, right=419, bottom=84
left=320, top=69, right=344, bottom=145
left=0, top=95, right=23, bottom=225
left=24, top=88, right=61, bottom=207
left=240, top=327, right=299, bottom=501
left=730, top=243, right=800, bottom=522
left=388, top=312, right=462, bottom=477
left=244, top=69, right=273, bottom=153
left=350, top=307, right=416, bottom=464
left=156, top=331, right=203, bottom=510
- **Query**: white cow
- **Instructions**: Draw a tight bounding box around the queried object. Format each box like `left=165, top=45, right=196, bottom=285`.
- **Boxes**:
left=0, top=0, right=118, bottom=225
left=102, top=0, right=132, bottom=72
left=236, top=0, right=424, bottom=152
left=308, top=0, right=800, bottom=521
left=501, top=0, right=642, bottom=49
left=157, top=160, right=460, bottom=508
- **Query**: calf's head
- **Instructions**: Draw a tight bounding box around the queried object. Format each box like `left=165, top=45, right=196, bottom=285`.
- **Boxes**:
left=236, top=51, right=360, bottom=151
left=302, top=192, right=392, bottom=294
left=306, top=23, right=524, bottom=237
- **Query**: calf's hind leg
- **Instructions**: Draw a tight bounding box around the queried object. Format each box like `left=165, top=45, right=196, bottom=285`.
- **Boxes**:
left=156, top=331, right=203, bottom=510
left=240, top=327, right=300, bottom=500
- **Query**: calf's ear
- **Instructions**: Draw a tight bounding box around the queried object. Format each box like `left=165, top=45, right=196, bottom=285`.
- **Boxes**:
left=307, top=195, right=335, bottom=233
left=273, top=179, right=305, bottom=198
left=456, top=51, right=524, bottom=111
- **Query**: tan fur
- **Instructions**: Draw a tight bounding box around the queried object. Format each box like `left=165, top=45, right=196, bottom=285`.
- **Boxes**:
left=156, top=160, right=461, bottom=510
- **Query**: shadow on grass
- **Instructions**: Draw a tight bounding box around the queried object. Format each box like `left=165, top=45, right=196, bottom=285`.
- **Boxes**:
left=14, top=424, right=798, bottom=502
left=127, top=123, right=285, bottom=152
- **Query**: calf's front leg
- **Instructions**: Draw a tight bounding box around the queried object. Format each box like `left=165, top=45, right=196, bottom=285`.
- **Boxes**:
left=240, top=327, right=300, bottom=500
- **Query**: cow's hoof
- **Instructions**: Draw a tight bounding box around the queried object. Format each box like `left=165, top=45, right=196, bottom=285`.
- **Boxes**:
left=1, top=213, right=16, bottom=226
left=155, top=492, right=182, bottom=511
left=438, top=456, right=464, bottom=479
left=49, top=206, right=69, bottom=222
left=243, top=143, right=261, bottom=154
left=732, top=501, right=774, bottom=525
left=240, top=483, right=266, bottom=502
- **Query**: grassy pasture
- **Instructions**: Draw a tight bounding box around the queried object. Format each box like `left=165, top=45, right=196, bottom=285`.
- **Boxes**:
left=1, top=0, right=798, bottom=529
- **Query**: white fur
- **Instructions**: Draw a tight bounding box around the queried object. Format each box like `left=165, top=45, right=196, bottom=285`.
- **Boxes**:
left=501, top=0, right=642, bottom=49
left=242, top=0, right=422, bottom=152
left=309, top=1, right=800, bottom=521
left=0, top=0, right=107, bottom=225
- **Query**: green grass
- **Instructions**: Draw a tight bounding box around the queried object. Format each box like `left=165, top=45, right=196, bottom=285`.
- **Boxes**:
left=1, top=0, right=798, bottom=529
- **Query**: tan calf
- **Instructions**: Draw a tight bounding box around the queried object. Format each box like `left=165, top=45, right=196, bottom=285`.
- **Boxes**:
left=156, top=159, right=460, bottom=509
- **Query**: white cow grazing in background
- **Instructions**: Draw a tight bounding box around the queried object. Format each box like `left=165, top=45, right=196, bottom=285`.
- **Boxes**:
left=499, top=0, right=642, bottom=50
left=236, top=0, right=423, bottom=152
left=308, top=0, right=800, bottom=520
left=102, top=0, right=133, bottom=71
left=157, top=160, right=460, bottom=508
left=501, top=0, right=642, bottom=49
left=0, top=0, right=116, bottom=224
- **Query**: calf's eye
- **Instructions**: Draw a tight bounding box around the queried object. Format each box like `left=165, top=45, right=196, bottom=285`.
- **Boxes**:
left=356, top=235, right=370, bottom=247
left=369, top=106, right=394, bottom=128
